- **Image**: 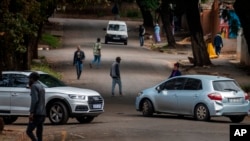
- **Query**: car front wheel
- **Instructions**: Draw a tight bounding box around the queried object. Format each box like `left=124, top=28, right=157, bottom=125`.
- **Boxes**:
left=76, top=116, right=94, bottom=123
left=229, top=115, right=245, bottom=123
left=48, top=102, right=69, bottom=125
left=194, top=104, right=210, bottom=121
left=141, top=99, right=154, bottom=117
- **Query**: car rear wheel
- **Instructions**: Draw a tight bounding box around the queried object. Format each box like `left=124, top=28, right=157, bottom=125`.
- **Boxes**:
left=48, top=102, right=69, bottom=125
left=194, top=104, right=210, bottom=121
left=229, top=115, right=245, bottom=123
left=142, top=99, right=154, bottom=117
left=2, top=116, right=18, bottom=124
left=76, top=116, right=94, bottom=123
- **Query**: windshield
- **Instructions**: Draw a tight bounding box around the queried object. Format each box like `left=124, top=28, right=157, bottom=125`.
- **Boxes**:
left=39, top=74, right=66, bottom=87
left=213, top=80, right=241, bottom=92
left=108, top=24, right=126, bottom=31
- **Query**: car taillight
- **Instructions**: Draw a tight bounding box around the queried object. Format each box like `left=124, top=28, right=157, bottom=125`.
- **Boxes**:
left=245, top=93, right=249, bottom=100
left=208, top=93, right=222, bottom=101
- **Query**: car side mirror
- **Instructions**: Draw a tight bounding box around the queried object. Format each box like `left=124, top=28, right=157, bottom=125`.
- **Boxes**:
left=156, top=86, right=161, bottom=93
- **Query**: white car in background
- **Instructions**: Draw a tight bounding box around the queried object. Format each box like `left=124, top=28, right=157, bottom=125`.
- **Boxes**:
left=104, top=20, right=128, bottom=45
left=0, top=71, right=104, bottom=125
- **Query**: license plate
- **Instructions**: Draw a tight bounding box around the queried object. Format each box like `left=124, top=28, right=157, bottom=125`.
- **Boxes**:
left=93, top=104, right=102, bottom=109
left=228, top=98, right=241, bottom=103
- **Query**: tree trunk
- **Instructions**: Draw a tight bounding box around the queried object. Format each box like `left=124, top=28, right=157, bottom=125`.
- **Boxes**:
left=160, top=0, right=176, bottom=48
left=211, top=0, right=220, bottom=41
left=234, top=0, right=250, bottom=55
left=185, top=0, right=211, bottom=66
left=136, top=0, right=154, bottom=27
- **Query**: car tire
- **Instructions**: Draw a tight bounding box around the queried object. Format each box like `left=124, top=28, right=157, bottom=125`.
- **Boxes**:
left=105, top=39, right=108, bottom=44
left=76, top=116, right=94, bottom=123
left=142, top=99, right=154, bottom=117
left=2, top=116, right=18, bottom=124
left=194, top=104, right=210, bottom=121
left=229, top=115, right=245, bottom=123
left=124, top=41, right=127, bottom=45
left=48, top=102, right=69, bottom=125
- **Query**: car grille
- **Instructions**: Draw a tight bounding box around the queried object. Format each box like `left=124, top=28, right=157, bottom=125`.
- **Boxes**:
left=88, top=96, right=104, bottom=110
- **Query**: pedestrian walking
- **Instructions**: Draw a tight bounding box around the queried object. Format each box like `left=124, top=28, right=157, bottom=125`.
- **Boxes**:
left=154, top=23, right=161, bottom=43
left=73, top=45, right=85, bottom=79
left=90, top=38, right=102, bottom=68
left=112, top=3, right=120, bottom=20
left=110, top=56, right=122, bottom=96
left=213, top=32, right=223, bottom=56
left=26, top=72, right=46, bottom=141
left=168, top=62, right=181, bottom=78
left=139, top=24, right=146, bottom=47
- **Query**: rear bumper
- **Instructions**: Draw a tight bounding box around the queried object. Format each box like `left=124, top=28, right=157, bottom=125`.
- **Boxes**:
left=209, top=101, right=250, bottom=116
left=105, top=35, right=127, bottom=43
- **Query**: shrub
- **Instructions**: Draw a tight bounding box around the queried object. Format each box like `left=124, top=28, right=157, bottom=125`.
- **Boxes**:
left=31, top=57, right=62, bottom=79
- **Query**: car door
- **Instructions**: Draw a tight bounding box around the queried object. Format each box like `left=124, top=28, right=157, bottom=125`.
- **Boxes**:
left=9, top=74, right=31, bottom=115
left=155, top=77, right=186, bottom=114
left=177, top=78, right=202, bottom=115
left=0, top=74, right=11, bottom=115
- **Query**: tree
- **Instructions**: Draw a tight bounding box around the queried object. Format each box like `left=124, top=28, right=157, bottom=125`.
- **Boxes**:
left=136, top=0, right=154, bottom=26
left=234, top=0, right=250, bottom=55
left=160, top=0, right=176, bottom=48
left=182, top=0, right=211, bottom=66
left=0, top=0, right=58, bottom=72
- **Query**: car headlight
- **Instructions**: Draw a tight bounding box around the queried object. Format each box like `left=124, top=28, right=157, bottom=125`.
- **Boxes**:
left=138, top=92, right=143, bottom=96
left=68, top=94, right=86, bottom=100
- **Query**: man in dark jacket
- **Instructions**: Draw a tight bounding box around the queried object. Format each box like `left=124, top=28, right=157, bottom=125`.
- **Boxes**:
left=26, top=72, right=46, bottom=141
left=213, top=33, right=223, bottom=56
left=73, top=45, right=85, bottom=79
left=139, top=25, right=145, bottom=47
left=110, top=56, right=122, bottom=96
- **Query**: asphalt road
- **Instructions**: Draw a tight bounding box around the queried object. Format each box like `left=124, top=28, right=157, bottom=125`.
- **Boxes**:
left=4, top=18, right=250, bottom=141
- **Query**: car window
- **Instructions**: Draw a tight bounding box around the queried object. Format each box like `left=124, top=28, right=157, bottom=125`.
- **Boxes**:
left=39, top=74, right=66, bottom=87
left=184, top=78, right=202, bottom=90
left=162, top=78, right=187, bottom=90
left=108, top=24, right=126, bottom=31
left=8, top=74, right=29, bottom=88
left=0, top=74, right=9, bottom=87
left=213, top=80, right=241, bottom=92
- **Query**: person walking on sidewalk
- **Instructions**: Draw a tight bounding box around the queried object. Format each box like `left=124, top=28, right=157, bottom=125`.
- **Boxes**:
left=73, top=45, right=85, bottom=79
left=213, top=32, right=223, bottom=56
left=154, top=23, right=161, bottom=43
left=110, top=56, right=122, bottom=96
left=26, top=72, right=46, bottom=141
left=139, top=24, right=146, bottom=47
left=90, top=38, right=102, bottom=68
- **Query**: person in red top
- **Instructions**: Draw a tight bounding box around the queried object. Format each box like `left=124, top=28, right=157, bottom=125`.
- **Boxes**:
left=169, top=62, right=182, bottom=78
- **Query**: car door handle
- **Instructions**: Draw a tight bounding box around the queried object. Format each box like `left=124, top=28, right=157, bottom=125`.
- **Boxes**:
left=11, top=93, right=19, bottom=96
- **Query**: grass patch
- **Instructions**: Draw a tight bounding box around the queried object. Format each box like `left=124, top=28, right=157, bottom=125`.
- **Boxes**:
left=31, top=57, right=62, bottom=79
left=40, top=33, right=61, bottom=49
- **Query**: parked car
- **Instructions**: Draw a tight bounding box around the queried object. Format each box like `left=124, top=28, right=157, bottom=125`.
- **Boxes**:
left=104, top=20, right=128, bottom=45
left=0, top=71, right=104, bottom=125
left=135, top=75, right=250, bottom=123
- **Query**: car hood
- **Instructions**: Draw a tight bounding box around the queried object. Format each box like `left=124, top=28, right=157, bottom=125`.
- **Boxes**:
left=45, top=86, right=101, bottom=96
left=107, top=30, right=128, bottom=36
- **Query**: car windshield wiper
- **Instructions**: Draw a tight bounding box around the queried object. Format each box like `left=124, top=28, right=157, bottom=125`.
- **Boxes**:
left=223, top=88, right=238, bottom=92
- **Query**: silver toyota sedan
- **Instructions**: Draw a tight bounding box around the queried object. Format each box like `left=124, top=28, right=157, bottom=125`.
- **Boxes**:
left=135, top=75, right=250, bottom=123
